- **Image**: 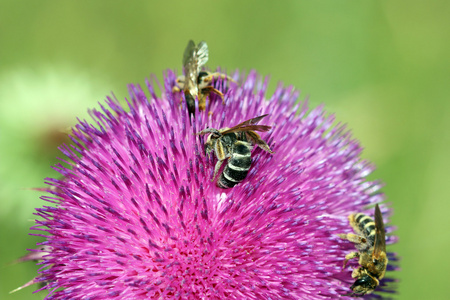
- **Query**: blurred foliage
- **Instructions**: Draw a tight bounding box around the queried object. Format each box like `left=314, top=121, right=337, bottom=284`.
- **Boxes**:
left=0, top=1, right=448, bottom=299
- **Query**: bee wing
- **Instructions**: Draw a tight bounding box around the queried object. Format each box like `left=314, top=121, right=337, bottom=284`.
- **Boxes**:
left=183, top=40, right=209, bottom=96
left=221, top=124, right=271, bottom=135
left=221, top=114, right=270, bottom=134
left=182, top=40, right=196, bottom=66
left=245, top=130, right=274, bottom=153
left=183, top=41, right=209, bottom=73
left=238, top=114, right=269, bottom=126
left=195, top=41, right=209, bottom=70
left=214, top=138, right=227, bottom=160
left=373, top=204, right=387, bottom=258
left=182, top=40, right=199, bottom=95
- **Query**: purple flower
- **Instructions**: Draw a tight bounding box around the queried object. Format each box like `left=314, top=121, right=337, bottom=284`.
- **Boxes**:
left=25, top=70, right=397, bottom=299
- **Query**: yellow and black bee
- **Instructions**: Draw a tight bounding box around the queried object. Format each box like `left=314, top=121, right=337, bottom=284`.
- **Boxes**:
left=197, top=115, right=273, bottom=188
left=338, top=204, right=388, bottom=296
left=173, top=40, right=234, bottom=115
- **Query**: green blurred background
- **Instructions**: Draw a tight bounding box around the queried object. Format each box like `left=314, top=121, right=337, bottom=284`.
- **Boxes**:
left=1, top=1, right=448, bottom=299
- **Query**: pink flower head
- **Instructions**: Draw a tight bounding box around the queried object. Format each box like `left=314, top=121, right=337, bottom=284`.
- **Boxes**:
left=26, top=70, right=397, bottom=299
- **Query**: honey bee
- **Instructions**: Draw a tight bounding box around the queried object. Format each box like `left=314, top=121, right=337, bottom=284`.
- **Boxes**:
left=338, top=204, right=388, bottom=296
left=173, top=40, right=234, bottom=115
left=197, top=114, right=274, bottom=188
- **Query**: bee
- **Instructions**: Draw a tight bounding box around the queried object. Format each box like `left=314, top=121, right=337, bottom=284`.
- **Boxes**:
left=338, top=204, right=389, bottom=296
left=173, top=40, right=234, bottom=115
left=197, top=114, right=274, bottom=188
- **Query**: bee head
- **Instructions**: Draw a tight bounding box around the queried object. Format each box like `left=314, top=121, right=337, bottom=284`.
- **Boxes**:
left=203, top=129, right=221, bottom=154
left=350, top=274, right=378, bottom=295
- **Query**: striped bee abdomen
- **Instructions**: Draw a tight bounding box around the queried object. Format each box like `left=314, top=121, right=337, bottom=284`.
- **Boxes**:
left=354, top=213, right=376, bottom=245
left=217, top=141, right=252, bottom=189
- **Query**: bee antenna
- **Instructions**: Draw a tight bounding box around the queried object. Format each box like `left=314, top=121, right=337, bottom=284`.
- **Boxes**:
left=196, top=128, right=220, bottom=136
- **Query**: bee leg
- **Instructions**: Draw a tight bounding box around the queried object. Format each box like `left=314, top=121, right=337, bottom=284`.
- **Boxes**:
left=198, top=92, right=207, bottom=111
left=337, top=233, right=367, bottom=245
left=172, top=87, right=184, bottom=108
left=170, top=86, right=183, bottom=108
left=172, top=86, right=182, bottom=93
left=212, top=160, right=224, bottom=182
left=203, top=73, right=236, bottom=84
left=351, top=266, right=365, bottom=279
left=172, top=77, right=186, bottom=108
left=342, top=251, right=360, bottom=269
left=201, top=86, right=225, bottom=104
left=172, top=76, right=185, bottom=93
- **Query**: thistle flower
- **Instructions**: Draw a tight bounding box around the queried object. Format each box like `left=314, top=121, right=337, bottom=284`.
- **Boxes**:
left=24, top=69, right=398, bottom=299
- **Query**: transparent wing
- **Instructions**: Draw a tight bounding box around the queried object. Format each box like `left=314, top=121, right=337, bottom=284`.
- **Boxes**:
left=373, top=204, right=387, bottom=258
left=195, top=41, right=209, bottom=70
left=182, top=40, right=196, bottom=66
left=222, top=125, right=271, bottom=135
left=239, top=114, right=268, bottom=126
left=221, top=114, right=270, bottom=135
left=182, top=40, right=199, bottom=95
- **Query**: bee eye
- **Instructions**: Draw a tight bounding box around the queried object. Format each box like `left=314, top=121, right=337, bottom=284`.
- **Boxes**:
left=373, top=259, right=378, bottom=265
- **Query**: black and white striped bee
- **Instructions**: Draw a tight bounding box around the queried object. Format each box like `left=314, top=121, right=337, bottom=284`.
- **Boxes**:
left=338, top=204, right=389, bottom=296
left=172, top=40, right=234, bottom=115
left=197, top=115, right=273, bottom=189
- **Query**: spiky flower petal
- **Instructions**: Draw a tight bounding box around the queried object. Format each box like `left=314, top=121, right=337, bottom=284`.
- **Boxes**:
left=28, top=70, right=397, bottom=299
